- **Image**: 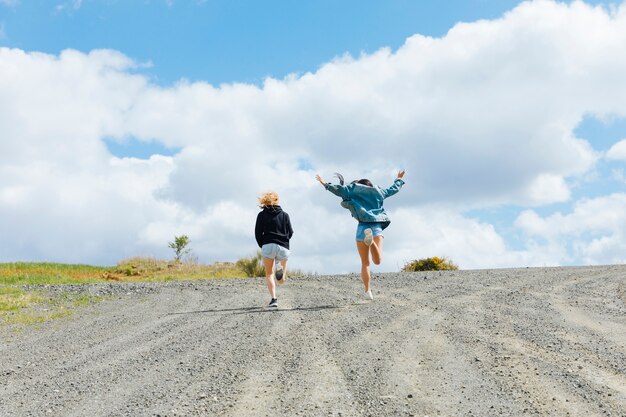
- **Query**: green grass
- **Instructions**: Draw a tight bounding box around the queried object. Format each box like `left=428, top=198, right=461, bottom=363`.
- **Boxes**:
left=0, top=286, right=43, bottom=312
left=0, top=285, right=104, bottom=329
left=0, top=262, right=111, bottom=285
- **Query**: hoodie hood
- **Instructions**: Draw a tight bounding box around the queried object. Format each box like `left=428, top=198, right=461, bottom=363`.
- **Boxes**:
left=263, top=205, right=283, bottom=216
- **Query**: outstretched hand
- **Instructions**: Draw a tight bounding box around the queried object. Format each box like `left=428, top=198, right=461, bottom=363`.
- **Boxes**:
left=397, top=170, right=406, bottom=179
left=315, top=174, right=326, bottom=186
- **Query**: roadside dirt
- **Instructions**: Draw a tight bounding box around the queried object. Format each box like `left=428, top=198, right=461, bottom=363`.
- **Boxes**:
left=1, top=265, right=625, bottom=416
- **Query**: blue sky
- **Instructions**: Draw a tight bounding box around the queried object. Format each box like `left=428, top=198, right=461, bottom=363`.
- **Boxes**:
left=2, top=0, right=600, bottom=86
left=1, top=0, right=626, bottom=271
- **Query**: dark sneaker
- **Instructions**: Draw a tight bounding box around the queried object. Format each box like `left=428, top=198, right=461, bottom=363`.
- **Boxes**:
left=268, top=298, right=278, bottom=308
left=275, top=262, right=284, bottom=281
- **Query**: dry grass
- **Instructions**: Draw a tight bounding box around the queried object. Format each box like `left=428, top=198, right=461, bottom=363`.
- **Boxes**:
left=109, top=257, right=247, bottom=281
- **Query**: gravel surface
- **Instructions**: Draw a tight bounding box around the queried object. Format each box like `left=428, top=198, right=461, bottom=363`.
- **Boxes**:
left=1, top=265, right=625, bottom=417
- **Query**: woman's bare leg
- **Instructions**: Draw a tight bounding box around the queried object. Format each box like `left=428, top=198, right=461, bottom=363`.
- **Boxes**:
left=357, top=241, right=371, bottom=292
left=370, top=236, right=384, bottom=265
left=263, top=257, right=276, bottom=299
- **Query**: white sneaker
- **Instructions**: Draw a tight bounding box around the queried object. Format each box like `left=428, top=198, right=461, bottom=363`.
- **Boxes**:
left=363, top=290, right=374, bottom=300
left=363, top=228, right=373, bottom=246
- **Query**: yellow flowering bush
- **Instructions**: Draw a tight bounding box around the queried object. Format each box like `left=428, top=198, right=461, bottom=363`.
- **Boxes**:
left=402, top=256, right=459, bottom=272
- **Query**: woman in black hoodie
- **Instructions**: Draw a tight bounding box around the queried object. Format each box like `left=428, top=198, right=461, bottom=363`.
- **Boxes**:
left=255, top=191, right=294, bottom=308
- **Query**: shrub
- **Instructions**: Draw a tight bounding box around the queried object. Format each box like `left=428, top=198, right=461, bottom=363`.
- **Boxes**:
left=402, top=256, right=459, bottom=272
left=236, top=251, right=265, bottom=278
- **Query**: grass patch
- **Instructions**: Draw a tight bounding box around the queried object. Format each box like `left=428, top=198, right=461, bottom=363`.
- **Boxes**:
left=0, top=262, right=111, bottom=285
left=0, top=285, right=103, bottom=329
left=6, top=309, right=74, bottom=326
left=0, top=286, right=43, bottom=312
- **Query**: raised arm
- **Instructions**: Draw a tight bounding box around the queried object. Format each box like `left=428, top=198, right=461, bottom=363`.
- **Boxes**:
left=381, top=170, right=406, bottom=199
left=315, top=174, right=352, bottom=199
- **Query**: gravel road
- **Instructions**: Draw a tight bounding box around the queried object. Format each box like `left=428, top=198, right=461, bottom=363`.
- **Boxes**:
left=1, top=266, right=625, bottom=417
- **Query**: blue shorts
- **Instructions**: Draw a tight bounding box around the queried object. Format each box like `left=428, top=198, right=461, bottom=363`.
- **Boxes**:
left=356, top=222, right=384, bottom=242
left=261, top=243, right=290, bottom=261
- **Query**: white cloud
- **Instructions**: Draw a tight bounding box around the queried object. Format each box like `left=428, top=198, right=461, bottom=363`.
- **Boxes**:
left=55, top=0, right=82, bottom=13
left=385, top=207, right=563, bottom=270
left=606, top=138, right=626, bottom=160
left=516, top=193, right=626, bottom=239
left=515, top=193, right=626, bottom=265
left=2, top=1, right=626, bottom=270
left=0, top=0, right=18, bottom=7
left=611, top=168, right=626, bottom=183
left=524, top=174, right=571, bottom=206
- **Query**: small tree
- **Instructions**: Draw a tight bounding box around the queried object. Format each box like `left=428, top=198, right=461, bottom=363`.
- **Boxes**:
left=168, top=235, right=191, bottom=263
left=402, top=256, right=459, bottom=272
left=236, top=251, right=265, bottom=277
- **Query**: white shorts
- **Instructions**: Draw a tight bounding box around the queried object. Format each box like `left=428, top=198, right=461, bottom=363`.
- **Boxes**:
left=261, top=243, right=290, bottom=261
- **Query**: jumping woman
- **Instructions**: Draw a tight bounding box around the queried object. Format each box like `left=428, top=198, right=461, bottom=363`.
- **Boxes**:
left=315, top=170, right=405, bottom=300
left=255, top=191, right=294, bottom=308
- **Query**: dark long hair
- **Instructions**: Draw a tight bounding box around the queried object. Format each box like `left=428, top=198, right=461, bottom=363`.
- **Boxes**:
left=334, top=173, right=373, bottom=187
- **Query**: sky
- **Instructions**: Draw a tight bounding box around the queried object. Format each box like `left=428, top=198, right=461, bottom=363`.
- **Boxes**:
left=2, top=0, right=626, bottom=273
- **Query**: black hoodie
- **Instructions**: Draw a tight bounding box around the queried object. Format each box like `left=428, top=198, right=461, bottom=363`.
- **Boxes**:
left=255, top=205, right=294, bottom=249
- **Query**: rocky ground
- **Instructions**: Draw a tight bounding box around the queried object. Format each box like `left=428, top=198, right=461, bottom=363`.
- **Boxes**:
left=1, top=265, right=625, bottom=417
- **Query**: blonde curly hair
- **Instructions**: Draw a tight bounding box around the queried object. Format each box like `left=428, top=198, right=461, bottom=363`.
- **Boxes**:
left=258, top=191, right=279, bottom=207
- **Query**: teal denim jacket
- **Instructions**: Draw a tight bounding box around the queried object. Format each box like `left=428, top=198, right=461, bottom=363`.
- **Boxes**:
left=324, top=179, right=405, bottom=230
